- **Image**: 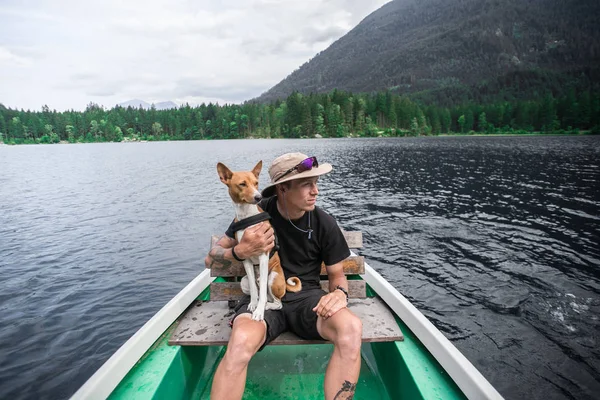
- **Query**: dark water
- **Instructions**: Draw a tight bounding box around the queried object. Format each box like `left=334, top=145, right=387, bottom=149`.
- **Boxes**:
left=0, top=137, right=599, bottom=400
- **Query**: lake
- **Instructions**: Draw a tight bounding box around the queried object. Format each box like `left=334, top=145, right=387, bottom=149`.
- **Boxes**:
left=0, top=136, right=599, bottom=399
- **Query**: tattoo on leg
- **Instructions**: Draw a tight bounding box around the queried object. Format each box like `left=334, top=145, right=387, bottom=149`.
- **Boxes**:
left=333, top=380, right=356, bottom=400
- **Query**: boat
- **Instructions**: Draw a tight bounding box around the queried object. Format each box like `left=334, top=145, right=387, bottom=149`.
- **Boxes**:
left=72, top=232, right=504, bottom=400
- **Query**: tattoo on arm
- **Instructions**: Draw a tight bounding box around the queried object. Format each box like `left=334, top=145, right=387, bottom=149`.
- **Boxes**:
left=209, top=246, right=232, bottom=269
left=333, top=380, right=356, bottom=400
left=208, top=235, right=237, bottom=269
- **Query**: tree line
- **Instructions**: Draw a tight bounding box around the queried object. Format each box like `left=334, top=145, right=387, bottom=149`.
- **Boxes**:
left=1, top=88, right=599, bottom=144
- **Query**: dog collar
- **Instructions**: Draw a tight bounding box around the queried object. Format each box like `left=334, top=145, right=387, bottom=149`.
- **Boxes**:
left=231, top=212, right=279, bottom=260
left=230, top=212, right=271, bottom=233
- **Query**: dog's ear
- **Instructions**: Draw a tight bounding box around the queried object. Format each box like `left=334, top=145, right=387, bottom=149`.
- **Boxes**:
left=217, top=162, right=233, bottom=184
left=251, top=160, right=262, bottom=178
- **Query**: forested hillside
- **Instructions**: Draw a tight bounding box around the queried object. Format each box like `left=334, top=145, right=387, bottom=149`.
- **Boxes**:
left=255, top=0, right=600, bottom=105
left=1, top=87, right=598, bottom=145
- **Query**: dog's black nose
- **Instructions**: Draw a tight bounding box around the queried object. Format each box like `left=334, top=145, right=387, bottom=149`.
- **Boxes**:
left=254, top=194, right=262, bottom=203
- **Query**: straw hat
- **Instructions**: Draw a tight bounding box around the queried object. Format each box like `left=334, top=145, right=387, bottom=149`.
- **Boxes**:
left=261, top=152, right=332, bottom=197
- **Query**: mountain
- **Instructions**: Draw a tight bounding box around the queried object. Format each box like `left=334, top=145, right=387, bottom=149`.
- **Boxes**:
left=255, top=0, right=600, bottom=105
left=118, top=99, right=150, bottom=109
left=117, top=99, right=178, bottom=110
left=154, top=101, right=178, bottom=110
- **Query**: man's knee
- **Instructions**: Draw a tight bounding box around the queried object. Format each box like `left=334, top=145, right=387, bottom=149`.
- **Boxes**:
left=226, top=317, right=267, bottom=365
left=334, top=313, right=362, bottom=356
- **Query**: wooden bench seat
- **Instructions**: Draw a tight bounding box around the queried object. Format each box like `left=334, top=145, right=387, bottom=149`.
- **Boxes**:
left=207, top=232, right=365, bottom=278
left=168, top=230, right=404, bottom=346
left=210, top=256, right=365, bottom=277
left=209, top=280, right=367, bottom=301
left=168, top=298, right=403, bottom=346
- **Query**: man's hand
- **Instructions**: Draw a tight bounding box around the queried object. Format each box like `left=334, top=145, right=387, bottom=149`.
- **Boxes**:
left=312, top=289, right=348, bottom=320
left=235, top=222, right=275, bottom=259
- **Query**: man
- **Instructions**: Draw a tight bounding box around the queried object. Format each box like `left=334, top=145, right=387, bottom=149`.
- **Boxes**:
left=205, top=152, right=363, bottom=400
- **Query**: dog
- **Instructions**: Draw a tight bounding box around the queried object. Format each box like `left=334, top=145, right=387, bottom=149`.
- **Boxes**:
left=217, top=160, right=301, bottom=321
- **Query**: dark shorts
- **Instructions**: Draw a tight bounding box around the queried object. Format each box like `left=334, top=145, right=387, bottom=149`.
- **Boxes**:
left=232, top=288, right=327, bottom=351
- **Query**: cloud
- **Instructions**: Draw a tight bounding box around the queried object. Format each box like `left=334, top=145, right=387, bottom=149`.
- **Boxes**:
left=173, top=78, right=269, bottom=103
left=87, top=89, right=117, bottom=97
left=0, top=47, right=32, bottom=67
left=300, top=25, right=349, bottom=45
left=0, top=0, right=390, bottom=111
left=0, top=5, right=61, bottom=22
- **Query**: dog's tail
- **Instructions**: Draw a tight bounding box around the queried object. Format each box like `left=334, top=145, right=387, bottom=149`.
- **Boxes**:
left=286, top=277, right=302, bottom=292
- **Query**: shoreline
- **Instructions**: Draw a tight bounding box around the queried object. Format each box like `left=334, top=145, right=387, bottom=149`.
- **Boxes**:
left=0, top=131, right=595, bottom=146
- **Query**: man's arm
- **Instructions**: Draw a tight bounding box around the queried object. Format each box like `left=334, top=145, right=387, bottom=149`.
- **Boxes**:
left=204, top=235, right=237, bottom=269
left=312, top=261, right=349, bottom=319
left=204, top=222, right=275, bottom=269
left=326, top=262, right=348, bottom=294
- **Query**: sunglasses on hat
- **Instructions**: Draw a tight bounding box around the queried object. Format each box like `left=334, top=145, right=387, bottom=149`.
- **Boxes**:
left=275, top=156, right=319, bottom=182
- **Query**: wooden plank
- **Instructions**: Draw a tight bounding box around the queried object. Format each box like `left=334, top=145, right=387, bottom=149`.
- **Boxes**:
left=207, top=232, right=363, bottom=276
left=168, top=297, right=403, bottom=346
left=342, top=230, right=363, bottom=249
left=320, top=256, right=364, bottom=275
left=209, top=280, right=366, bottom=301
left=210, top=255, right=364, bottom=277
left=211, top=232, right=361, bottom=250
left=207, top=234, right=237, bottom=275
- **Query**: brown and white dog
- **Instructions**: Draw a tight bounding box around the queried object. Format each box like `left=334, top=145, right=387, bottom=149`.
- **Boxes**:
left=217, top=161, right=301, bottom=321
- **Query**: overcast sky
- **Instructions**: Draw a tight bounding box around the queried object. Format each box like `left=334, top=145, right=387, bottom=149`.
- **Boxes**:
left=0, top=0, right=389, bottom=112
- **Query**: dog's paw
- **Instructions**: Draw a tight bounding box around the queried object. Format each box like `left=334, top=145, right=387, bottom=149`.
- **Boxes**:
left=252, top=308, right=265, bottom=321
left=247, top=301, right=258, bottom=312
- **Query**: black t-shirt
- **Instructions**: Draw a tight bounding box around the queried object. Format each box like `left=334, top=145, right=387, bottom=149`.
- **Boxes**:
left=225, top=196, right=350, bottom=294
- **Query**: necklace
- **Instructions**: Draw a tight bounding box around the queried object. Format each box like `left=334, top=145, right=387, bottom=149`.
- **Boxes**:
left=282, top=192, right=313, bottom=239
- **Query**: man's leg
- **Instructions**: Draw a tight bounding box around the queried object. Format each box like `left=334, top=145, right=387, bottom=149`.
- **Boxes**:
left=317, top=309, right=363, bottom=400
left=210, top=314, right=266, bottom=400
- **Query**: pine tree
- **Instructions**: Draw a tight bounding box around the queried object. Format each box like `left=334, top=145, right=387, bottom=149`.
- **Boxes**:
left=389, top=102, right=398, bottom=129
left=515, top=102, right=532, bottom=130
left=458, top=115, right=466, bottom=133
left=151, top=122, right=163, bottom=137
left=326, top=104, right=342, bottom=137
left=12, top=117, right=23, bottom=139
left=240, top=114, right=249, bottom=137
left=343, top=97, right=354, bottom=128
left=205, top=119, right=213, bottom=138
left=375, top=92, right=387, bottom=126
left=478, top=112, right=487, bottom=132
left=428, top=107, right=441, bottom=134
left=441, top=109, right=451, bottom=133
left=560, top=88, right=579, bottom=129
left=0, top=114, right=6, bottom=142
left=465, top=109, right=474, bottom=132
left=354, top=98, right=366, bottom=133
left=578, top=90, right=591, bottom=128
left=410, top=117, right=419, bottom=136
left=285, top=92, right=303, bottom=134
left=539, top=94, right=558, bottom=132
left=301, top=102, right=312, bottom=137
left=591, top=92, right=600, bottom=129
left=314, top=104, right=326, bottom=137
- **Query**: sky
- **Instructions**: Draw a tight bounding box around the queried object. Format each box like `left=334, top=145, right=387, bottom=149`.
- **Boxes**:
left=0, top=0, right=390, bottom=112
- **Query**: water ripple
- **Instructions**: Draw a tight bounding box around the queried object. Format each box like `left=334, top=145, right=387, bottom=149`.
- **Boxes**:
left=1, top=137, right=599, bottom=400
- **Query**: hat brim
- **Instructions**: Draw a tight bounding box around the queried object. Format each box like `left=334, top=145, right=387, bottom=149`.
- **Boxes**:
left=261, top=163, right=332, bottom=197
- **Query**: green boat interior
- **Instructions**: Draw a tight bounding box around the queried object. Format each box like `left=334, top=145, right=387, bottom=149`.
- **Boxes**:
left=108, top=232, right=466, bottom=399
